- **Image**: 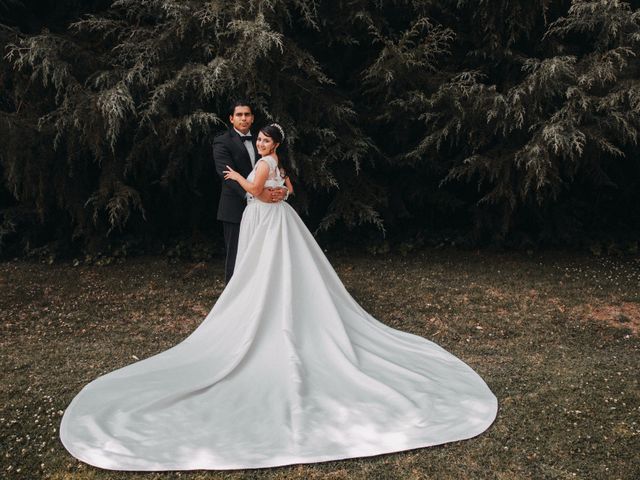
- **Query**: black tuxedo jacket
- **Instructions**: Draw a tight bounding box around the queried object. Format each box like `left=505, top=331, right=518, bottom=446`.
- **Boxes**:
left=213, top=128, right=258, bottom=223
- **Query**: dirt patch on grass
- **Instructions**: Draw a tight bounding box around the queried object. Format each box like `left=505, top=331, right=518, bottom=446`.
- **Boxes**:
left=573, top=301, right=640, bottom=335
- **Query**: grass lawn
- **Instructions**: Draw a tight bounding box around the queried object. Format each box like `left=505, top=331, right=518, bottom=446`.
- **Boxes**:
left=1, top=248, right=638, bottom=479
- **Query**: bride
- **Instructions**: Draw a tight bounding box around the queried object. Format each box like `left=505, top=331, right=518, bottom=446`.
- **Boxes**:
left=60, top=123, right=498, bottom=471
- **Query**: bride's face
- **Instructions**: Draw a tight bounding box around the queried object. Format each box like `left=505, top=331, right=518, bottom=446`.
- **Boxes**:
left=256, top=132, right=278, bottom=156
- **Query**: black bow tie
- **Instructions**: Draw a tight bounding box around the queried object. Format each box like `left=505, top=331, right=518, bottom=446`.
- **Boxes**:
left=239, top=135, right=252, bottom=142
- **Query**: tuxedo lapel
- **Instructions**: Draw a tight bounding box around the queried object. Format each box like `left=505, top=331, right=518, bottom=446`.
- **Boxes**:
left=229, top=130, right=254, bottom=173
left=250, top=139, right=258, bottom=163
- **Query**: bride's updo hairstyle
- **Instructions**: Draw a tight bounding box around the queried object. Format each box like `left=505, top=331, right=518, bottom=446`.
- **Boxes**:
left=260, top=123, right=285, bottom=144
left=260, top=123, right=292, bottom=179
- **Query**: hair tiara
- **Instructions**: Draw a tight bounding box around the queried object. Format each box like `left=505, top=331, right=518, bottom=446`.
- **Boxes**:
left=271, top=123, right=285, bottom=141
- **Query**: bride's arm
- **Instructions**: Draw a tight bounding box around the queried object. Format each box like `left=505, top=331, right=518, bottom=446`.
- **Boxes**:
left=223, top=161, right=269, bottom=197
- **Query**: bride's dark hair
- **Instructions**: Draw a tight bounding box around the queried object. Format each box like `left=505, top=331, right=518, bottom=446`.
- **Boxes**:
left=260, top=123, right=293, bottom=180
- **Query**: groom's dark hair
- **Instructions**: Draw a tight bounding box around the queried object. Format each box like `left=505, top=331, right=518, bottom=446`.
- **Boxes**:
left=228, top=98, right=254, bottom=117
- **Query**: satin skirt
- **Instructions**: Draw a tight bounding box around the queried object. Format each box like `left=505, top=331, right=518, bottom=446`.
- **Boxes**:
left=59, top=199, right=498, bottom=471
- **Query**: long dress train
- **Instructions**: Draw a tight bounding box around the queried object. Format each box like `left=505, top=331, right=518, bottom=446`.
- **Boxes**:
left=60, top=155, right=497, bottom=470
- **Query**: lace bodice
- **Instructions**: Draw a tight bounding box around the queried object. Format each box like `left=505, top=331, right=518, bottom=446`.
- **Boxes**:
left=246, top=155, right=285, bottom=201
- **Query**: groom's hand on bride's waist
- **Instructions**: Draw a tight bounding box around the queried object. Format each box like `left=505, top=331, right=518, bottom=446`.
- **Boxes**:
left=256, top=187, right=288, bottom=204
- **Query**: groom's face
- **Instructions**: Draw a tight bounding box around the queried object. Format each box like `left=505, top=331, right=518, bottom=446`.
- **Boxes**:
left=229, top=106, right=254, bottom=135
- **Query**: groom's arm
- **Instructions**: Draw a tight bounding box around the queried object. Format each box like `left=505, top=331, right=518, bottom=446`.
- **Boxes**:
left=213, top=138, right=248, bottom=199
left=257, top=152, right=290, bottom=203
left=255, top=187, right=287, bottom=203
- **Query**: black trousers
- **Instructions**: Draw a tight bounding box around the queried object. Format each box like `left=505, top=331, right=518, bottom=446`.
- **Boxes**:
left=222, top=221, right=241, bottom=283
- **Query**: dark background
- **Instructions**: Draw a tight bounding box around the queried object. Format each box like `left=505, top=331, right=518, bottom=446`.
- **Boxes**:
left=1, top=0, right=639, bottom=260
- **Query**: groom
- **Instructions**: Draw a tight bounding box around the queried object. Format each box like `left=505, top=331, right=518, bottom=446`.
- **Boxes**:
left=213, top=99, right=287, bottom=283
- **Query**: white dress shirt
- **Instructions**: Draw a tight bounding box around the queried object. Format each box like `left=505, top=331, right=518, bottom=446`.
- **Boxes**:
left=234, top=128, right=255, bottom=167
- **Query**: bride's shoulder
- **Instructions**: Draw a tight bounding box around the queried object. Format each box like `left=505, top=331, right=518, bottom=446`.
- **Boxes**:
left=260, top=155, right=278, bottom=168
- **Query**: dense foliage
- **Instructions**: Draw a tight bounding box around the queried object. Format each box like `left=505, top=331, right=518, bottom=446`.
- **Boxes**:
left=1, top=0, right=639, bottom=257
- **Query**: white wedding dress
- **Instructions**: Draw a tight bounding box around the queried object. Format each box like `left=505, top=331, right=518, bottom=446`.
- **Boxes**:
left=60, top=155, right=497, bottom=471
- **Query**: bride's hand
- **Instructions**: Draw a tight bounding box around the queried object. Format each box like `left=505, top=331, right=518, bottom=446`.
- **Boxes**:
left=223, top=165, right=241, bottom=181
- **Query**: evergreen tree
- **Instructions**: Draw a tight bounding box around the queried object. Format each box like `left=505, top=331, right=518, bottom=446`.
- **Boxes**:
left=1, top=0, right=638, bottom=255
